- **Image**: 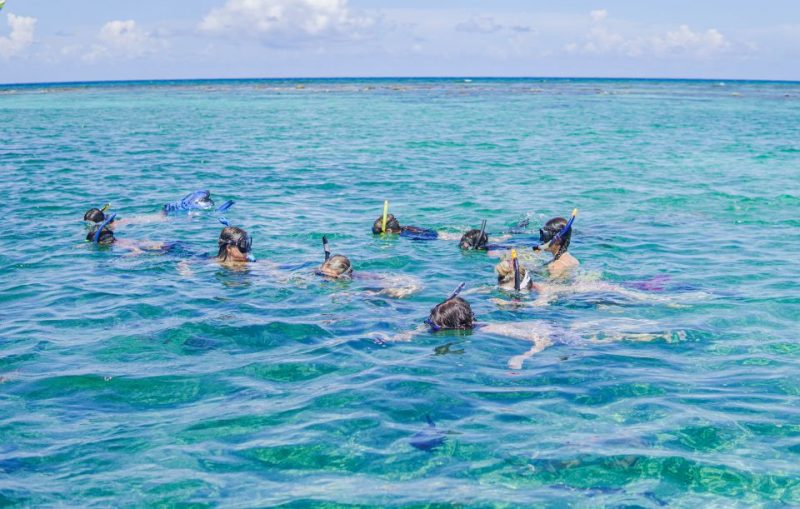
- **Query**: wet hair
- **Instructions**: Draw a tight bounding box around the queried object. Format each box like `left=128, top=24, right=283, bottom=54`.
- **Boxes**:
left=320, top=254, right=353, bottom=277
left=541, top=217, right=572, bottom=260
left=495, top=259, right=530, bottom=287
left=372, top=214, right=402, bottom=234
left=427, top=297, right=474, bottom=330
left=459, top=229, right=488, bottom=250
left=84, top=208, right=106, bottom=223
left=86, top=224, right=114, bottom=245
left=217, top=226, right=251, bottom=261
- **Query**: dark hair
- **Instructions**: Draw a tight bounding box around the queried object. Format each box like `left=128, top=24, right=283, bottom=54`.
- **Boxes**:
left=372, top=214, right=402, bottom=234
left=428, top=297, right=474, bottom=330
left=542, top=217, right=571, bottom=259
left=86, top=224, right=114, bottom=244
left=84, top=208, right=106, bottom=223
left=459, top=229, right=488, bottom=250
left=217, top=226, right=250, bottom=261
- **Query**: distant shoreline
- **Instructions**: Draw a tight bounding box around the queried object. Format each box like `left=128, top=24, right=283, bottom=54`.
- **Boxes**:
left=2, top=76, right=799, bottom=88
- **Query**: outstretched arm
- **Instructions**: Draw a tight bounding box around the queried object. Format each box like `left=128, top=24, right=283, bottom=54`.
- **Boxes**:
left=480, top=321, right=554, bottom=369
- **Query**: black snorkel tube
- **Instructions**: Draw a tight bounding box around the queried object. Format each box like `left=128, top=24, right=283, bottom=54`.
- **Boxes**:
left=322, top=235, right=331, bottom=261
left=511, top=249, right=521, bottom=291
left=470, top=219, right=487, bottom=249
left=533, top=209, right=578, bottom=253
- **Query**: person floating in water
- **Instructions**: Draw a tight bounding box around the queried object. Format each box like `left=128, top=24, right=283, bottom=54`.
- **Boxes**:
left=83, top=190, right=235, bottom=228
left=533, top=210, right=579, bottom=278
left=85, top=213, right=170, bottom=255
left=381, top=285, right=681, bottom=369
left=216, top=225, right=256, bottom=265
left=316, top=236, right=420, bottom=297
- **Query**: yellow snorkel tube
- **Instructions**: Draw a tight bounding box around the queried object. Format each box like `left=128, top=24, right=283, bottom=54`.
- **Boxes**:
left=381, top=200, right=389, bottom=234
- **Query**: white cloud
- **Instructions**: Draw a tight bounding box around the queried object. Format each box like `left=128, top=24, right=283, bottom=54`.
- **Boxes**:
left=199, top=0, right=376, bottom=45
left=652, top=25, right=728, bottom=57
left=84, top=20, right=165, bottom=62
left=0, top=13, right=37, bottom=59
left=567, top=10, right=729, bottom=58
left=456, top=15, right=502, bottom=34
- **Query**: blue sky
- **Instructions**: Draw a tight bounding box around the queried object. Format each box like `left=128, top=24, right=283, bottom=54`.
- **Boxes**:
left=1, top=0, right=799, bottom=83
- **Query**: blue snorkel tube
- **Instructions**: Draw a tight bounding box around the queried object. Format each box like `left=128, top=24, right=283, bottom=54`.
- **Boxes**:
left=93, top=213, right=117, bottom=244
left=533, top=209, right=578, bottom=252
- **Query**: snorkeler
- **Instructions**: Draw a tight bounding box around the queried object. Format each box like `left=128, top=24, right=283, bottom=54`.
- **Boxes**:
left=85, top=213, right=171, bottom=255
left=216, top=224, right=256, bottom=265
left=532, top=209, right=579, bottom=277
left=494, top=250, right=536, bottom=291
left=316, top=236, right=420, bottom=297
left=380, top=284, right=681, bottom=369
left=371, top=200, right=440, bottom=240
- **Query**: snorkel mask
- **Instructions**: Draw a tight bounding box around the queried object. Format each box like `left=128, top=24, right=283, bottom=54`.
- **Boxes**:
left=424, top=282, right=467, bottom=332
left=533, top=209, right=578, bottom=253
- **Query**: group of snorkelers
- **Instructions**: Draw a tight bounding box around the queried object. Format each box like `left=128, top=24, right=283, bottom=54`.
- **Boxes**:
left=85, top=192, right=679, bottom=368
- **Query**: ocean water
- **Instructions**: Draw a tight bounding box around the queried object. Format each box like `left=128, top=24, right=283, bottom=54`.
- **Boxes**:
left=1, top=78, right=799, bottom=507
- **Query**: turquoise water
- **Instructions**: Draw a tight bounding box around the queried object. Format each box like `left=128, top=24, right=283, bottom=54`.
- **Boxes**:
left=1, top=78, right=799, bottom=507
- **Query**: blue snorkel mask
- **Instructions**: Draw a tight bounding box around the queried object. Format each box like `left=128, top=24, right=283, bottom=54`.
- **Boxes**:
left=92, top=213, right=117, bottom=244
left=425, top=282, right=466, bottom=332
left=164, top=190, right=235, bottom=215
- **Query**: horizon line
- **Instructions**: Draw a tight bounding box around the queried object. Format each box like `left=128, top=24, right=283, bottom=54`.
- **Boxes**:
left=2, top=75, right=800, bottom=88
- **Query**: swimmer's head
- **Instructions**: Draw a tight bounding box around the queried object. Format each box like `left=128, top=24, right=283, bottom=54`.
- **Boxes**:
left=495, top=259, right=531, bottom=289
left=217, top=226, right=253, bottom=263
left=86, top=224, right=114, bottom=245
left=427, top=297, right=474, bottom=331
left=539, top=217, right=572, bottom=257
left=318, top=254, right=352, bottom=278
left=84, top=208, right=106, bottom=223
left=459, top=229, right=488, bottom=250
left=372, top=214, right=401, bottom=234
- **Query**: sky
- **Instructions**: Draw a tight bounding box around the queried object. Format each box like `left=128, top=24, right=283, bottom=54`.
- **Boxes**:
left=1, top=0, right=799, bottom=84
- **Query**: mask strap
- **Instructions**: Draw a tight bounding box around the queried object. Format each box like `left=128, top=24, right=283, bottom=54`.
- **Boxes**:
left=93, top=213, right=117, bottom=244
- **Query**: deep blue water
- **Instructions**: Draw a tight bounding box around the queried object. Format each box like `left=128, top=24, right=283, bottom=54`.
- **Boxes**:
left=1, top=78, right=800, bottom=507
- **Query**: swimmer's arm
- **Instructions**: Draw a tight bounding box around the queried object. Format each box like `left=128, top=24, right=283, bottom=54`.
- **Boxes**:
left=359, top=273, right=422, bottom=298
left=481, top=322, right=553, bottom=369
left=371, top=324, right=427, bottom=344
left=435, top=231, right=461, bottom=241
left=113, top=213, right=168, bottom=227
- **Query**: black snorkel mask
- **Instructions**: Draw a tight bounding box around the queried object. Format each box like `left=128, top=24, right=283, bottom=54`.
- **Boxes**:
left=218, top=217, right=255, bottom=262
